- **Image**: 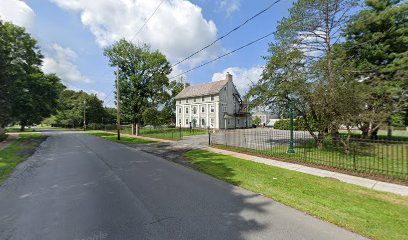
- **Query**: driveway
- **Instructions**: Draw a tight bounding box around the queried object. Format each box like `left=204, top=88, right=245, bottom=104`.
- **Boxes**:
left=0, top=132, right=364, bottom=240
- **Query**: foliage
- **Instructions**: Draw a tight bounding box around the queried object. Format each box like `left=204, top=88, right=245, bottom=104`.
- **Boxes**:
left=0, top=21, right=64, bottom=131
left=343, top=0, right=408, bottom=138
left=103, top=39, right=172, bottom=129
left=54, top=90, right=106, bottom=128
left=273, top=118, right=316, bottom=131
left=247, top=0, right=360, bottom=149
left=253, top=116, right=262, bottom=126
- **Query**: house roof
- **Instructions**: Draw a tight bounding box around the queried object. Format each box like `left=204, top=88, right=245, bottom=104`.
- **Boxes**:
left=174, top=80, right=228, bottom=100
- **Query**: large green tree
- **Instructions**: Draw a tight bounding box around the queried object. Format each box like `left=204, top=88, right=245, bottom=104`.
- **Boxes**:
left=343, top=0, right=408, bottom=138
left=104, top=39, right=172, bottom=132
left=55, top=90, right=106, bottom=128
left=0, top=21, right=64, bottom=132
left=247, top=0, right=361, bottom=149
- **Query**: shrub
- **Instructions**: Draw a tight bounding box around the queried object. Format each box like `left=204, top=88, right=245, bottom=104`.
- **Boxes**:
left=273, top=118, right=315, bottom=131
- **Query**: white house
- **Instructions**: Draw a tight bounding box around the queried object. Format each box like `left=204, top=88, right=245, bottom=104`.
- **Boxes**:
left=175, top=73, right=251, bottom=129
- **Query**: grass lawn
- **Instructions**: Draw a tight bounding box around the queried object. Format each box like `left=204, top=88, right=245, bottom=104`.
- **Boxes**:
left=213, top=142, right=408, bottom=180
left=0, top=133, right=46, bottom=183
left=139, top=128, right=207, bottom=140
left=184, top=150, right=408, bottom=240
left=5, top=127, right=35, bottom=133
left=87, top=131, right=157, bottom=144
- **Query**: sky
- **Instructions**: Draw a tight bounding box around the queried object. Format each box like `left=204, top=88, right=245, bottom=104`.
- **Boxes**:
left=0, top=0, right=295, bottom=106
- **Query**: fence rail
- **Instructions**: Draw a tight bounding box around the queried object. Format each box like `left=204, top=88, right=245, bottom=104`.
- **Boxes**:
left=210, top=129, right=408, bottom=180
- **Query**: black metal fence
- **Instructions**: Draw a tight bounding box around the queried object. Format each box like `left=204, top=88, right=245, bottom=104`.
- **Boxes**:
left=210, top=129, right=408, bottom=180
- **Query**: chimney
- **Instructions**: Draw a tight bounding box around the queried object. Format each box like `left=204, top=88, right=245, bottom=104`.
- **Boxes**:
left=226, top=72, right=233, bottom=81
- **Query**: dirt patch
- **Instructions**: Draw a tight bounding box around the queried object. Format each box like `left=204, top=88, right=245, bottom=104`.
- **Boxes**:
left=17, top=137, right=47, bottom=157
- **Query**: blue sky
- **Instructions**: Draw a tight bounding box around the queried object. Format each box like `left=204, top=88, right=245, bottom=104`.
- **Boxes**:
left=0, top=0, right=295, bottom=106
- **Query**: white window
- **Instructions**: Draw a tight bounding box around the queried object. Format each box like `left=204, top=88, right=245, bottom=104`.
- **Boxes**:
left=223, top=105, right=227, bottom=113
left=186, top=99, right=189, bottom=103
left=210, top=105, right=215, bottom=113
left=211, top=95, right=214, bottom=101
left=193, top=107, right=197, bottom=114
left=185, top=118, right=189, bottom=125
left=202, top=96, right=205, bottom=102
left=194, top=98, right=196, bottom=102
left=179, top=100, right=181, bottom=104
left=178, top=119, right=181, bottom=125
left=185, top=107, right=189, bottom=114
left=178, top=108, right=181, bottom=114
left=201, top=118, right=205, bottom=126
left=210, top=118, right=214, bottom=126
left=201, top=106, right=205, bottom=113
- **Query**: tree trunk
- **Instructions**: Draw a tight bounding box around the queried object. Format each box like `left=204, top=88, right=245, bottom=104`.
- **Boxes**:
left=0, top=127, right=5, bottom=140
left=20, top=121, right=26, bottom=132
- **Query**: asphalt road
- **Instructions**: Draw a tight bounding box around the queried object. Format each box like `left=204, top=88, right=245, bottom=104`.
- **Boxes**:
left=0, top=132, right=365, bottom=240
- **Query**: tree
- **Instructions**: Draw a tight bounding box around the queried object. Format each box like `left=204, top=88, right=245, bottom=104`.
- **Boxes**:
left=104, top=39, right=172, bottom=133
left=343, top=0, right=408, bottom=138
left=55, top=90, right=105, bottom=128
left=253, top=116, right=262, bottom=126
left=12, top=73, right=64, bottom=130
left=247, top=0, right=361, bottom=149
left=0, top=21, right=64, bottom=132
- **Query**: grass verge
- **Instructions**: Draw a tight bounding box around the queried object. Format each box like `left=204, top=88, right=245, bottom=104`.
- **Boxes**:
left=138, top=128, right=207, bottom=140
left=87, top=131, right=157, bottom=144
left=184, top=149, right=408, bottom=240
left=211, top=143, right=408, bottom=182
left=0, top=133, right=46, bottom=183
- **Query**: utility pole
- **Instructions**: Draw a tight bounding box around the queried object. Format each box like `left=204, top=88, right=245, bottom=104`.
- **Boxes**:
left=116, top=65, right=121, bottom=140
left=83, top=100, right=86, bottom=131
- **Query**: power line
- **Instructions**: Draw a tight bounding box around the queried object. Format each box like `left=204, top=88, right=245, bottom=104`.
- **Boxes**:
left=171, top=0, right=283, bottom=67
left=169, top=31, right=274, bottom=80
left=133, top=0, right=166, bottom=40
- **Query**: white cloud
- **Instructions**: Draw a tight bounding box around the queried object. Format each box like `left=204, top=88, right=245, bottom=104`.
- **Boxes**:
left=0, top=0, right=35, bottom=32
left=42, top=44, right=92, bottom=84
left=50, top=0, right=221, bottom=66
left=217, top=0, right=240, bottom=17
left=212, top=66, right=263, bottom=95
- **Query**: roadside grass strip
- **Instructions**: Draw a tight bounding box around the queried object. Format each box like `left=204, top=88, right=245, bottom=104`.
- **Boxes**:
left=87, top=131, right=157, bottom=144
left=184, top=149, right=408, bottom=240
left=0, top=133, right=46, bottom=183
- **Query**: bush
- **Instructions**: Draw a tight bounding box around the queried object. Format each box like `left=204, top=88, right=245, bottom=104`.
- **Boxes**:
left=273, top=118, right=314, bottom=131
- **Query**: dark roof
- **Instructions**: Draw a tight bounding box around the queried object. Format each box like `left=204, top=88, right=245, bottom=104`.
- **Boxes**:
left=174, top=80, right=228, bottom=99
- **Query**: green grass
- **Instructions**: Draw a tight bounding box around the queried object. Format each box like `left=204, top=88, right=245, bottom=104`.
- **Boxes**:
left=138, top=128, right=207, bottom=140
left=5, top=127, right=35, bottom=133
left=213, top=141, right=408, bottom=180
left=87, top=131, right=157, bottom=144
left=184, top=150, right=408, bottom=240
left=0, top=133, right=45, bottom=183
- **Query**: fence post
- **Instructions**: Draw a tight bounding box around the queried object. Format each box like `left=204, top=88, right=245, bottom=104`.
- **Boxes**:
left=353, top=143, right=357, bottom=171
left=208, top=127, right=211, bottom=145
left=179, top=124, right=182, bottom=139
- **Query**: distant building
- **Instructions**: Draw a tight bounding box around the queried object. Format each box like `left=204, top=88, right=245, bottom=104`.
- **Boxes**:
left=252, top=111, right=279, bottom=127
left=174, top=73, right=251, bottom=129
